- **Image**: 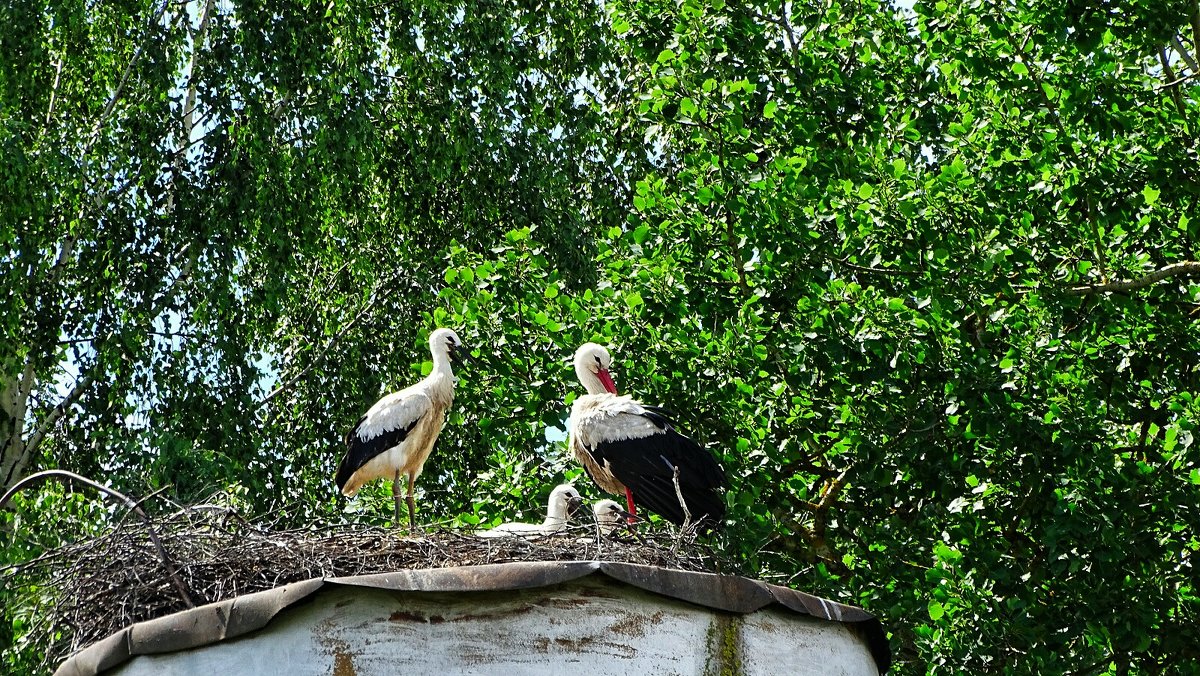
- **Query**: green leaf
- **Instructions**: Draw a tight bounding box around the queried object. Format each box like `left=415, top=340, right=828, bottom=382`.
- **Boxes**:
left=763, top=100, right=778, bottom=118
left=1012, top=61, right=1029, bottom=76
left=1163, top=426, right=1178, bottom=452
left=1143, top=185, right=1160, bottom=206
left=928, top=601, right=945, bottom=621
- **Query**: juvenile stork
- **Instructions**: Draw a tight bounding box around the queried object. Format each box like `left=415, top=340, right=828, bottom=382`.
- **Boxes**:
left=568, top=343, right=727, bottom=529
left=335, top=328, right=466, bottom=529
left=592, top=499, right=626, bottom=536
left=476, top=484, right=584, bottom=538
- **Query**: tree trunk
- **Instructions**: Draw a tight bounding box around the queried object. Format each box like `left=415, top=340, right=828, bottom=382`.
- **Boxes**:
left=1, top=370, right=30, bottom=495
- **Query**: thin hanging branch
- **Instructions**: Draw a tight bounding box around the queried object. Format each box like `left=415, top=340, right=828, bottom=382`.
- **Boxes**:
left=257, top=273, right=406, bottom=410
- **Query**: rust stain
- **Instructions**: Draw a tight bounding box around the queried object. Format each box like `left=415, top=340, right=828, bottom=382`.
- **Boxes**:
left=332, top=648, right=357, bottom=676
left=608, top=610, right=664, bottom=638
left=540, top=596, right=590, bottom=609
left=577, top=586, right=621, bottom=599
left=389, top=610, right=426, bottom=623
left=456, top=604, right=537, bottom=622
left=315, top=616, right=359, bottom=676
left=552, top=636, right=638, bottom=659
left=753, top=618, right=780, bottom=634
left=388, top=609, right=448, bottom=624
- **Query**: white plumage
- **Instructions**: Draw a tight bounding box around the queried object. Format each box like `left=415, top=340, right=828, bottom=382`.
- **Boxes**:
left=336, top=328, right=466, bottom=528
left=592, top=499, right=625, bottom=536
left=477, top=484, right=583, bottom=538
left=568, top=343, right=629, bottom=497
left=567, top=342, right=727, bottom=529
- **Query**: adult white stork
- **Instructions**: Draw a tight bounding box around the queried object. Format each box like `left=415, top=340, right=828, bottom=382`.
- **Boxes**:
left=335, top=328, right=467, bottom=529
left=568, top=343, right=727, bottom=529
left=476, top=484, right=584, bottom=538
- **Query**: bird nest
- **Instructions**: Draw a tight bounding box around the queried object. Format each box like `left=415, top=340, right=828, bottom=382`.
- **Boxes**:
left=2, top=500, right=726, bottom=672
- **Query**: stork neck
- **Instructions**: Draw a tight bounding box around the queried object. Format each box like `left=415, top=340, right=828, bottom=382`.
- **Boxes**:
left=430, top=349, right=454, bottom=377
left=423, top=350, right=457, bottom=406
left=576, top=369, right=609, bottom=395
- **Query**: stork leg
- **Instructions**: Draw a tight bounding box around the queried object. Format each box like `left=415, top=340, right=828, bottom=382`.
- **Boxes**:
left=406, top=473, right=418, bottom=531
left=392, top=469, right=403, bottom=525
left=624, top=487, right=638, bottom=524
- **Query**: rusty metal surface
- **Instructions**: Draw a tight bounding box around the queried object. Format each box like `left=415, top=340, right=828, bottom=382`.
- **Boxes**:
left=55, top=560, right=890, bottom=675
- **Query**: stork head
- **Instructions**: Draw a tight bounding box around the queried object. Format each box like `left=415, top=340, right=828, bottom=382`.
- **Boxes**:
left=573, top=342, right=618, bottom=395
left=429, top=328, right=469, bottom=368
left=548, top=484, right=584, bottom=519
left=593, top=499, right=624, bottom=534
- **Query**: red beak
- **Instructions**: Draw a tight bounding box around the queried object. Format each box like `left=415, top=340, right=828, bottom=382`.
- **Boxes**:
left=597, top=369, right=618, bottom=394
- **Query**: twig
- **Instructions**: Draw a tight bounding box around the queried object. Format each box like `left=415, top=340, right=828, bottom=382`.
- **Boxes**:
left=672, top=465, right=693, bottom=529
left=1155, top=72, right=1198, bottom=90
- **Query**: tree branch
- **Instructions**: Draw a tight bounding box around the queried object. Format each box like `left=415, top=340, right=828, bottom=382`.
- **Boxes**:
left=88, top=0, right=174, bottom=145
left=167, top=0, right=215, bottom=213
left=1155, top=72, right=1198, bottom=90
left=1, top=469, right=195, bottom=608
left=44, top=58, right=64, bottom=125
left=1159, top=49, right=1190, bottom=126
left=1011, top=31, right=1109, bottom=284
left=256, top=275, right=404, bottom=410
left=836, top=256, right=922, bottom=277
left=1192, top=1, right=1200, bottom=70
left=1065, top=261, right=1200, bottom=296
left=1171, top=34, right=1199, bottom=73
left=23, top=373, right=96, bottom=462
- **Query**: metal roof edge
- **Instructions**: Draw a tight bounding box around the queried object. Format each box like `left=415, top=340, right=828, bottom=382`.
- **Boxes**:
left=55, top=561, right=890, bottom=675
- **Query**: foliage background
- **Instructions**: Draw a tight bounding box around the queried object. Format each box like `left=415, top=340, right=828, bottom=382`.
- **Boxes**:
left=3, top=0, right=1199, bottom=672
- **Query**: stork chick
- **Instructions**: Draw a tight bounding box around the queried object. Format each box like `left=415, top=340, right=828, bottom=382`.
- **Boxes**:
left=593, top=499, right=626, bottom=536
left=336, top=328, right=467, bottom=529
left=477, top=484, right=584, bottom=538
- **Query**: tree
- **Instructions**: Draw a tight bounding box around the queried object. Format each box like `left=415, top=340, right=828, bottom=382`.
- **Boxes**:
left=4, top=0, right=1200, bottom=673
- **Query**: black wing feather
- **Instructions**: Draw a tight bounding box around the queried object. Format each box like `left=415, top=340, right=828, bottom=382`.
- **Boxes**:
left=335, top=414, right=420, bottom=490
left=592, top=415, right=727, bottom=529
